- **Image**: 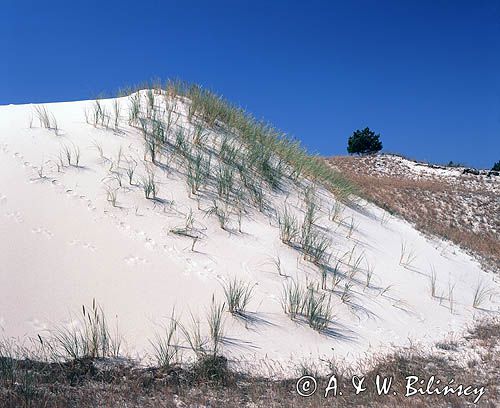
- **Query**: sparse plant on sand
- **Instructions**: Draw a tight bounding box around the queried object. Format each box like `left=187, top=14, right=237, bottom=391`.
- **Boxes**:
left=179, top=313, right=207, bottom=358
left=174, top=129, right=190, bottom=158
left=399, top=239, right=417, bottom=268
left=331, top=267, right=342, bottom=291
left=52, top=299, right=120, bottom=360
left=303, top=287, right=333, bottom=332
left=365, top=260, right=375, bottom=288
left=278, top=206, right=299, bottom=246
left=216, top=163, right=234, bottom=201
left=62, top=145, right=72, bottom=166
left=281, top=279, right=304, bottom=319
left=36, top=161, right=45, bottom=179
left=429, top=264, right=438, bottom=298
left=341, top=282, right=353, bottom=303
left=34, top=105, right=58, bottom=131
left=320, top=266, right=328, bottom=290
left=145, top=89, right=155, bottom=119
left=207, top=295, right=225, bottom=356
left=90, top=99, right=110, bottom=128
left=448, top=281, right=456, bottom=314
left=303, top=187, right=319, bottom=228
left=112, top=99, right=121, bottom=129
left=193, top=123, right=208, bottom=146
left=142, top=172, right=158, bottom=199
left=222, top=278, right=255, bottom=316
left=73, top=145, right=81, bottom=166
left=301, top=224, right=331, bottom=265
left=170, top=209, right=198, bottom=238
left=125, top=159, right=137, bottom=185
left=472, top=281, right=494, bottom=309
left=346, top=216, right=357, bottom=238
left=106, top=187, right=118, bottom=207
left=150, top=309, right=180, bottom=368
left=187, top=151, right=210, bottom=195
left=205, top=200, right=230, bottom=230
left=281, top=281, right=332, bottom=332
left=91, top=140, right=104, bottom=159
left=163, top=96, right=179, bottom=135
left=128, top=93, right=141, bottom=125
left=329, top=201, right=345, bottom=223
left=273, top=256, right=287, bottom=278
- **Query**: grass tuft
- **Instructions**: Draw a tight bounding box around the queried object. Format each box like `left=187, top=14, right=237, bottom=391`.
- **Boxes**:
left=222, top=278, right=255, bottom=316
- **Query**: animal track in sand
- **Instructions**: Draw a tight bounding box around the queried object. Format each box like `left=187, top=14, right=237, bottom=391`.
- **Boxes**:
left=124, top=255, right=149, bottom=266
left=68, top=239, right=97, bottom=252
left=144, top=238, right=157, bottom=251
left=31, top=227, right=53, bottom=239
left=4, top=211, right=23, bottom=223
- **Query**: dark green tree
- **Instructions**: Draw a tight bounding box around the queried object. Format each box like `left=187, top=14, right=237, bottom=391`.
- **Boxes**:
left=492, top=160, right=500, bottom=171
left=347, top=127, right=383, bottom=155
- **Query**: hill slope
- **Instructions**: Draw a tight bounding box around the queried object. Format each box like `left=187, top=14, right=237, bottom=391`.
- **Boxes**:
left=1, top=88, right=498, bottom=376
left=328, top=154, right=499, bottom=273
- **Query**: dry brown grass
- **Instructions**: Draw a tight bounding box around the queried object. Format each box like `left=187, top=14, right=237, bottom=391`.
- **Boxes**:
left=328, top=155, right=500, bottom=273
left=1, top=318, right=498, bottom=407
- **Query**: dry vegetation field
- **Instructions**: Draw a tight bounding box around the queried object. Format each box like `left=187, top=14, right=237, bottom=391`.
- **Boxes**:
left=328, top=154, right=500, bottom=273
left=1, top=318, right=498, bottom=407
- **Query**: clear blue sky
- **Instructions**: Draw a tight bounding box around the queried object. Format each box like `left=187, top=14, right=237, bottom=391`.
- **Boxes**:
left=2, top=1, right=499, bottom=168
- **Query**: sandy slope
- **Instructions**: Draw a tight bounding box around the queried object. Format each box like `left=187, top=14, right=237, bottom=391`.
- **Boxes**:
left=0, top=93, right=498, bottom=375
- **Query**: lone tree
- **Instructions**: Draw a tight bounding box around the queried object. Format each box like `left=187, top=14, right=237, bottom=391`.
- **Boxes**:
left=347, top=127, right=383, bottom=155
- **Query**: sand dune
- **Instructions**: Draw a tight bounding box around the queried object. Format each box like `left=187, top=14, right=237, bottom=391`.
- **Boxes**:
left=0, top=91, right=498, bottom=375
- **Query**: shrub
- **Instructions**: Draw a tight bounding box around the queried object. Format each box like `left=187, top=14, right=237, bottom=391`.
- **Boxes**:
left=347, top=127, right=382, bottom=155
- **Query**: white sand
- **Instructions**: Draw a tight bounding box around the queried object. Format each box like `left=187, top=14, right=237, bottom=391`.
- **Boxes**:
left=1, top=93, right=498, bottom=375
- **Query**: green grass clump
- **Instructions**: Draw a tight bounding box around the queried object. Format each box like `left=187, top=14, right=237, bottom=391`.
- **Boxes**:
left=119, top=80, right=355, bottom=201
left=52, top=299, right=120, bottom=360
left=222, top=278, right=255, bottom=316
left=278, top=206, right=299, bottom=246
left=281, top=281, right=333, bottom=332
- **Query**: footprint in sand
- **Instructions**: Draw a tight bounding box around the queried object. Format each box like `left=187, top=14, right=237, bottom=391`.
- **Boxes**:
left=124, top=255, right=149, bottom=266
left=68, top=239, right=97, bottom=252
left=82, top=242, right=97, bottom=252
left=117, top=221, right=131, bottom=231
left=86, top=200, right=97, bottom=211
left=144, top=238, right=157, bottom=251
left=5, top=211, right=23, bottom=223
left=65, top=189, right=79, bottom=199
left=31, top=227, right=53, bottom=239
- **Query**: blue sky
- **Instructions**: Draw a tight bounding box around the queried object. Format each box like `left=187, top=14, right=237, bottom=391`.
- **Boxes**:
left=2, top=1, right=499, bottom=168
